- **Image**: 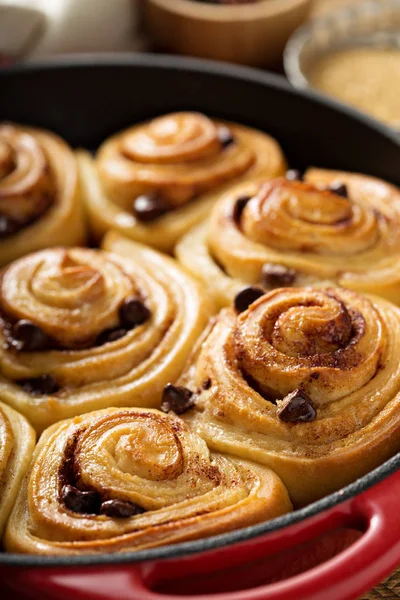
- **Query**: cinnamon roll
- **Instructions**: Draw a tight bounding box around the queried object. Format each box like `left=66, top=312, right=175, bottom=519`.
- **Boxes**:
left=78, top=112, right=286, bottom=252
left=0, top=123, right=86, bottom=266
left=4, top=407, right=292, bottom=554
left=0, top=400, right=35, bottom=536
left=181, top=286, right=400, bottom=506
left=176, top=169, right=400, bottom=307
left=0, top=232, right=213, bottom=432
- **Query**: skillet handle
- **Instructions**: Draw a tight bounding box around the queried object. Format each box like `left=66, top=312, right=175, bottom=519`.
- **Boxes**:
left=4, top=470, right=400, bottom=600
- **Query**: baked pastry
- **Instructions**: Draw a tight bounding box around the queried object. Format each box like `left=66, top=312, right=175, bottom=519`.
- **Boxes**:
left=0, top=123, right=86, bottom=267
left=4, top=407, right=292, bottom=554
left=180, top=286, right=400, bottom=506
left=0, top=232, right=213, bottom=432
left=176, top=169, right=400, bottom=307
left=0, top=400, right=35, bottom=537
left=78, top=112, right=286, bottom=252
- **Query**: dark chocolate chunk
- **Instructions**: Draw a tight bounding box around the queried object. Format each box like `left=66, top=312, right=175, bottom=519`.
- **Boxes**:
left=261, top=263, right=296, bottom=288
left=161, top=383, right=195, bottom=415
left=233, top=195, right=251, bottom=223
left=202, top=378, right=212, bottom=390
left=0, top=215, right=18, bottom=238
left=132, top=194, right=169, bottom=222
left=285, top=169, right=303, bottom=181
left=119, top=296, right=151, bottom=328
left=234, top=286, right=265, bottom=313
left=62, top=485, right=101, bottom=515
left=12, top=319, right=51, bottom=352
left=329, top=182, right=348, bottom=198
left=96, top=327, right=127, bottom=346
left=20, top=374, right=60, bottom=396
left=217, top=126, right=235, bottom=148
left=277, top=389, right=317, bottom=423
left=100, top=499, right=145, bottom=518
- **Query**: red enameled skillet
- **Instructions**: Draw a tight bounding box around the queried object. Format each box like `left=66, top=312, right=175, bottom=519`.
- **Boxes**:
left=1, top=55, right=400, bottom=600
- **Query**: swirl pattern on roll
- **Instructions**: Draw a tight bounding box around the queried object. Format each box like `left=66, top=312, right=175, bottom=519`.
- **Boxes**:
left=0, top=400, right=35, bottom=536
left=176, top=169, right=400, bottom=306
left=181, top=287, right=400, bottom=505
left=78, top=112, right=286, bottom=252
left=0, top=123, right=86, bottom=266
left=4, top=407, right=291, bottom=554
left=0, top=232, right=213, bottom=432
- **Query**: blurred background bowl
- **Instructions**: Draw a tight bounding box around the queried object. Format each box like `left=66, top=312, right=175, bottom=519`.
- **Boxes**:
left=0, top=0, right=144, bottom=60
left=144, top=0, right=312, bottom=68
left=284, top=0, right=400, bottom=127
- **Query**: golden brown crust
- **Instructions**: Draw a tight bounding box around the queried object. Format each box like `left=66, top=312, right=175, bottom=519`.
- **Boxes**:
left=0, top=400, right=35, bottom=537
left=4, top=407, right=292, bottom=555
left=0, top=123, right=87, bottom=267
left=79, top=112, right=286, bottom=252
left=182, top=287, right=400, bottom=506
left=0, top=233, right=214, bottom=432
left=176, top=170, right=400, bottom=307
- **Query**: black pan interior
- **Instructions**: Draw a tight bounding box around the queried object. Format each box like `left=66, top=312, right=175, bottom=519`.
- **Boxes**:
left=0, top=55, right=400, bottom=567
left=1, top=54, right=400, bottom=182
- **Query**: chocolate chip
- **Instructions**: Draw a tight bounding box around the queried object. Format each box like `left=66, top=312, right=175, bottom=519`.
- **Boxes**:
left=161, top=383, right=195, bottom=415
left=277, top=389, right=317, bottom=423
left=329, top=182, right=348, bottom=198
left=119, top=296, right=151, bottom=328
left=100, top=499, right=145, bottom=518
left=132, top=194, right=169, bottom=222
left=261, top=264, right=296, bottom=288
left=234, top=286, right=265, bottom=313
left=62, top=485, right=101, bottom=515
left=202, top=378, right=212, bottom=390
left=0, top=215, right=18, bottom=238
left=233, top=195, right=251, bottom=223
left=12, top=319, right=51, bottom=352
left=20, top=374, right=60, bottom=396
left=96, top=327, right=127, bottom=346
left=286, top=169, right=303, bottom=181
left=217, top=126, right=235, bottom=148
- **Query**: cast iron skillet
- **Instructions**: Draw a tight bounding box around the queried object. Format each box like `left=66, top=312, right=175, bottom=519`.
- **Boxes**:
left=1, top=55, right=400, bottom=600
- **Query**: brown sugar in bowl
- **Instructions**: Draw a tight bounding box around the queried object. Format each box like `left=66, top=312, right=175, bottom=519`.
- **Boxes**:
left=144, top=0, right=312, bottom=68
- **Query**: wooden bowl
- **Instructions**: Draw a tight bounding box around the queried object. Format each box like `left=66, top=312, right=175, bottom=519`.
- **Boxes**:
left=144, top=0, right=312, bottom=67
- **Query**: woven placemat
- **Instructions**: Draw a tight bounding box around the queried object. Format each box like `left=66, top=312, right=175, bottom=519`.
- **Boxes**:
left=362, top=570, right=400, bottom=599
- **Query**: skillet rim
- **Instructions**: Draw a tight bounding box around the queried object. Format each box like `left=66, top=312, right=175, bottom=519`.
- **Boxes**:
left=1, top=452, right=400, bottom=567
left=0, top=53, right=399, bottom=567
left=1, top=52, right=399, bottom=147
